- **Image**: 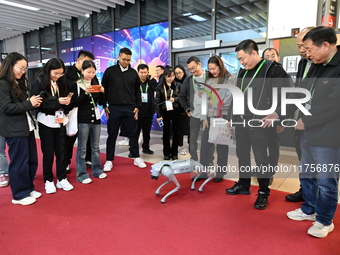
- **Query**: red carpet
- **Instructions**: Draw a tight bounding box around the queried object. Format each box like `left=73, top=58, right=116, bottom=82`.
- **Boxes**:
left=0, top=142, right=339, bottom=255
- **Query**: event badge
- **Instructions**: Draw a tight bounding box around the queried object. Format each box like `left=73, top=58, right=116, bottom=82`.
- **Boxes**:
left=305, top=101, right=312, bottom=111
left=141, top=93, right=148, bottom=103
left=55, top=110, right=64, bottom=123
left=166, top=100, right=173, bottom=111
left=94, top=106, right=101, bottom=120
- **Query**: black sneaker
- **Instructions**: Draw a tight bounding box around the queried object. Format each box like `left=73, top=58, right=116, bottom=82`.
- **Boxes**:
left=254, top=192, right=269, bottom=210
left=285, top=189, right=304, bottom=202
left=142, top=149, right=154, bottom=154
left=226, top=182, right=250, bottom=195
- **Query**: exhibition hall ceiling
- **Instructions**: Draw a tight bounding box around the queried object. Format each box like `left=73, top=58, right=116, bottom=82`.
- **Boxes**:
left=0, top=0, right=135, bottom=40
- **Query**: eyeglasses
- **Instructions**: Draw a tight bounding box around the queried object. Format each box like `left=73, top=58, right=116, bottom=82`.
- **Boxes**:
left=188, top=65, right=198, bottom=72
left=175, top=71, right=183, bottom=75
left=15, top=65, right=27, bottom=73
left=52, top=72, right=64, bottom=77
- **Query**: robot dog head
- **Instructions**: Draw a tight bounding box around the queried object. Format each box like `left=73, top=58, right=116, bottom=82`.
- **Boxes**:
left=150, top=161, right=172, bottom=180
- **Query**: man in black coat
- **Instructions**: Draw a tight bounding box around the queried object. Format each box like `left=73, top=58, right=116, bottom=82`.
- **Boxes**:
left=225, top=39, right=291, bottom=210
left=136, top=64, right=157, bottom=154
left=102, top=48, right=146, bottom=170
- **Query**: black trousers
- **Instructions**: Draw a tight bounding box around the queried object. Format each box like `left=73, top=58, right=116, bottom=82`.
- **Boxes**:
left=137, top=116, right=153, bottom=150
left=6, top=131, right=38, bottom=200
left=106, top=105, right=139, bottom=160
left=235, top=124, right=275, bottom=194
left=39, top=123, right=67, bottom=182
left=161, top=108, right=180, bottom=157
left=178, top=112, right=190, bottom=147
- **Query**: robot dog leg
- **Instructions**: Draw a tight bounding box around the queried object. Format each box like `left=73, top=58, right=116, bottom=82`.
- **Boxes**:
left=151, top=159, right=215, bottom=203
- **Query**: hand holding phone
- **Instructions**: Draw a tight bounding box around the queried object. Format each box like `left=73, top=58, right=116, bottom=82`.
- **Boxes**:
left=157, top=118, right=164, bottom=127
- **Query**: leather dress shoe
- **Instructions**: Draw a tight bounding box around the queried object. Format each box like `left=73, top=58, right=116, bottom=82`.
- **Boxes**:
left=254, top=192, right=269, bottom=210
left=172, top=155, right=178, bottom=160
left=285, top=189, right=304, bottom=202
left=142, top=149, right=154, bottom=154
left=226, top=182, right=250, bottom=195
left=164, top=155, right=171, bottom=160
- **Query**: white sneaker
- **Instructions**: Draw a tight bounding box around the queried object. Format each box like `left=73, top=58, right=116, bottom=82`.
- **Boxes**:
left=81, top=178, right=92, bottom=184
left=56, top=178, right=74, bottom=191
left=45, top=180, right=56, bottom=194
left=30, top=190, right=42, bottom=199
left=287, top=208, right=316, bottom=221
left=134, top=157, right=146, bottom=168
left=308, top=221, right=335, bottom=238
left=103, top=161, right=113, bottom=171
left=99, top=173, right=107, bottom=179
left=118, top=138, right=129, bottom=146
left=178, top=147, right=187, bottom=155
left=12, top=196, right=36, bottom=205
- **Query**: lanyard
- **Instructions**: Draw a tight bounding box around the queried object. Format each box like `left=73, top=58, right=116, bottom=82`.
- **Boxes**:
left=140, top=82, right=149, bottom=93
left=164, top=85, right=173, bottom=99
left=50, top=82, right=59, bottom=97
left=240, top=59, right=266, bottom=92
left=192, top=72, right=206, bottom=92
left=309, top=55, right=334, bottom=99
left=80, top=79, right=97, bottom=107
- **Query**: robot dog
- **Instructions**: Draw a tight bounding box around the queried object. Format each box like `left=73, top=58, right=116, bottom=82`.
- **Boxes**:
left=150, top=159, right=215, bottom=203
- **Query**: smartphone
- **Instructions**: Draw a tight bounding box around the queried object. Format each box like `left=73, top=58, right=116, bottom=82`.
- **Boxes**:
left=39, top=91, right=46, bottom=100
left=159, top=119, right=164, bottom=127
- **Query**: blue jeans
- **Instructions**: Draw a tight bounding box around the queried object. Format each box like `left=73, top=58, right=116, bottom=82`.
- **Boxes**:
left=76, top=123, right=104, bottom=182
left=0, top=135, right=9, bottom=174
left=300, top=131, right=340, bottom=226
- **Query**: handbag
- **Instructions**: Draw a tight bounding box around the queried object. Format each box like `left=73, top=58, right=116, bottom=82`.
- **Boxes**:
left=195, top=81, right=233, bottom=146
left=66, top=84, right=80, bottom=136
left=66, top=107, right=78, bottom=136
left=208, top=117, right=233, bottom=145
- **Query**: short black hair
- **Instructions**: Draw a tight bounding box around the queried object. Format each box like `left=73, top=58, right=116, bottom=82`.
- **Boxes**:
left=156, top=65, right=165, bottom=70
left=235, top=39, right=259, bottom=54
left=119, top=47, right=132, bottom=55
left=78, top=50, right=95, bottom=60
left=303, top=26, right=337, bottom=47
left=137, top=63, right=149, bottom=71
left=186, top=56, right=201, bottom=65
left=262, top=48, right=279, bottom=58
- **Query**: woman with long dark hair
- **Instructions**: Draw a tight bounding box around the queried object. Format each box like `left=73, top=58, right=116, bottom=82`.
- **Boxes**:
left=69, top=60, right=107, bottom=184
left=200, top=55, right=234, bottom=183
left=31, top=58, right=74, bottom=194
left=174, top=65, right=189, bottom=156
left=0, top=52, right=42, bottom=205
left=155, top=67, right=181, bottom=160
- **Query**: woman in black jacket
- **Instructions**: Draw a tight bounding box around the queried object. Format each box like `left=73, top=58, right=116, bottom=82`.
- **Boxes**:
left=155, top=67, right=181, bottom=160
left=69, top=60, right=107, bottom=184
left=0, top=52, right=42, bottom=205
left=174, top=65, right=189, bottom=155
left=31, top=58, right=74, bottom=194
